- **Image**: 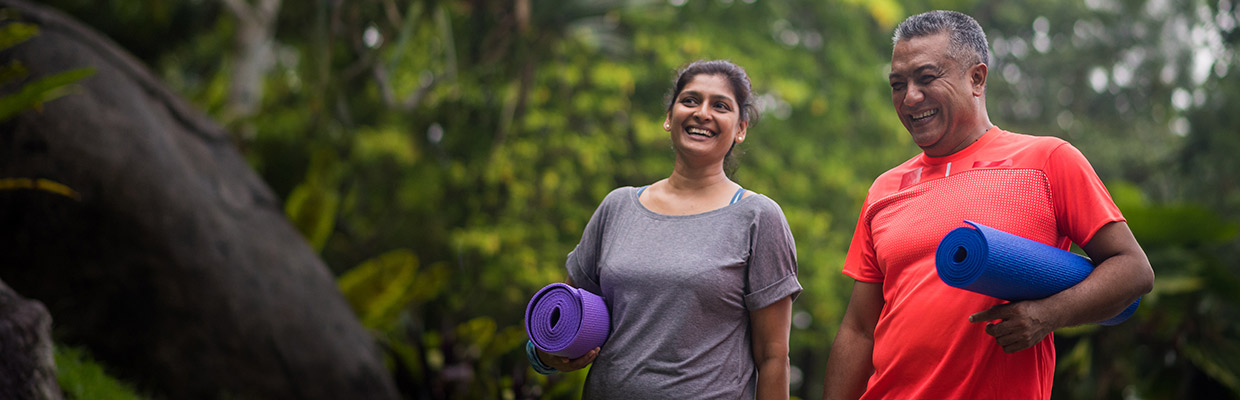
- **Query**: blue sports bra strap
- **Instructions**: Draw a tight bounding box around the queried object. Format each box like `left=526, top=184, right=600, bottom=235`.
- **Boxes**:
left=636, top=185, right=648, bottom=197
left=730, top=187, right=747, bottom=205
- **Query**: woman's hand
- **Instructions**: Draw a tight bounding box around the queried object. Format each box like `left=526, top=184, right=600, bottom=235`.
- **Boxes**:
left=538, top=347, right=600, bottom=372
left=536, top=277, right=600, bottom=372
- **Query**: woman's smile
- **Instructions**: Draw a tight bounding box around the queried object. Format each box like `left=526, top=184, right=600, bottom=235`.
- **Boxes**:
left=685, top=126, right=717, bottom=138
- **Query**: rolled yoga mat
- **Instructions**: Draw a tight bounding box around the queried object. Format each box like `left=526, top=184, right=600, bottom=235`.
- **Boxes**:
left=525, top=283, right=611, bottom=359
left=936, top=220, right=1140, bottom=326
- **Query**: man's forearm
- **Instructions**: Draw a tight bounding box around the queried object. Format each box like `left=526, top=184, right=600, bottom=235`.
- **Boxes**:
left=822, top=329, right=873, bottom=400
left=1047, top=221, right=1154, bottom=328
left=1039, top=251, right=1153, bottom=328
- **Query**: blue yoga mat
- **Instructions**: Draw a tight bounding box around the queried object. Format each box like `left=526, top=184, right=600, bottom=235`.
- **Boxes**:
left=524, top=283, right=611, bottom=359
left=935, top=220, right=1139, bottom=326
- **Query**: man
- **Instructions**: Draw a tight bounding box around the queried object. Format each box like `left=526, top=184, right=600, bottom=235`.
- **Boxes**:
left=822, top=10, right=1154, bottom=399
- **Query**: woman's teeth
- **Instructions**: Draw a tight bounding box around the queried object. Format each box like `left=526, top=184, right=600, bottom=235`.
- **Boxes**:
left=687, top=127, right=715, bottom=137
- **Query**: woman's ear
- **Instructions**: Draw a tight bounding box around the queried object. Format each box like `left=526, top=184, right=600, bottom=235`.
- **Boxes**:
left=663, top=114, right=672, bottom=131
left=735, top=121, right=748, bottom=143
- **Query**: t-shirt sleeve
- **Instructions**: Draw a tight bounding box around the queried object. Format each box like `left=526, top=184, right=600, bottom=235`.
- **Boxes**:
left=565, top=189, right=622, bottom=295
left=744, top=197, right=802, bottom=310
left=842, top=193, right=884, bottom=283
left=1046, top=143, right=1125, bottom=247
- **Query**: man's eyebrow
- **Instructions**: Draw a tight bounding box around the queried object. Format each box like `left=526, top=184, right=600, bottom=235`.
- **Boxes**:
left=890, top=64, right=943, bottom=80
left=914, top=65, right=944, bottom=75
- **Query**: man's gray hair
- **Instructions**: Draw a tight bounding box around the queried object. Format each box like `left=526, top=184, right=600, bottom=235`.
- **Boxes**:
left=893, top=10, right=990, bottom=68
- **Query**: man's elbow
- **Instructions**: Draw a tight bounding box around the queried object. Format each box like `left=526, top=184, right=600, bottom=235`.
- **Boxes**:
left=1129, top=251, right=1156, bottom=296
left=1136, top=261, right=1155, bottom=296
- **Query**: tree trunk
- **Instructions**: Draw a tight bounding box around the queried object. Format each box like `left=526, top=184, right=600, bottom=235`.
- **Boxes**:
left=0, top=280, right=61, bottom=400
left=0, top=1, right=399, bottom=398
left=221, top=0, right=282, bottom=121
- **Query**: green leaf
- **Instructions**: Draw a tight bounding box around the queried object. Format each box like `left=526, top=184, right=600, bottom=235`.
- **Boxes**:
left=410, top=261, right=450, bottom=303
left=284, top=181, right=339, bottom=252
left=284, top=149, right=342, bottom=251
left=1181, top=340, right=1240, bottom=395
left=1054, top=338, right=1092, bottom=378
left=383, top=335, right=424, bottom=381
left=0, top=22, right=38, bottom=51
left=0, top=60, right=29, bottom=84
left=0, top=67, right=95, bottom=121
left=455, top=316, right=498, bottom=354
left=1124, top=204, right=1240, bottom=248
left=55, top=345, right=147, bottom=400
left=338, top=249, right=420, bottom=331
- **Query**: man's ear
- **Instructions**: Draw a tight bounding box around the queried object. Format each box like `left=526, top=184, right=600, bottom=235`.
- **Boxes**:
left=970, top=63, right=988, bottom=97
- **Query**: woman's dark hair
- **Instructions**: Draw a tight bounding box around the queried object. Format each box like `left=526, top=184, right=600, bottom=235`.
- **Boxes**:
left=664, top=60, right=759, bottom=176
left=665, top=60, right=760, bottom=125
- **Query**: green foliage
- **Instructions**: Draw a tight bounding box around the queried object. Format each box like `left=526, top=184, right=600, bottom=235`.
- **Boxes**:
left=33, top=0, right=1240, bottom=398
left=55, top=345, right=147, bottom=400
left=339, top=249, right=451, bottom=331
left=1059, top=180, right=1240, bottom=398
left=284, top=149, right=342, bottom=252
left=0, top=18, right=94, bottom=121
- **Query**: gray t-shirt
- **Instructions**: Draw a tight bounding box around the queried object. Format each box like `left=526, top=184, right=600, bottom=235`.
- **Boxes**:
left=566, top=186, right=802, bottom=399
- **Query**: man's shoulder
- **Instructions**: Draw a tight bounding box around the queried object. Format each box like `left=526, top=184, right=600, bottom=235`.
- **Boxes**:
left=989, top=129, right=1071, bottom=154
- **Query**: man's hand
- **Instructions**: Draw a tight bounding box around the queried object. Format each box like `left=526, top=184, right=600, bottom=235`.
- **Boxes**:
left=539, top=347, right=600, bottom=372
left=969, top=301, right=1055, bottom=353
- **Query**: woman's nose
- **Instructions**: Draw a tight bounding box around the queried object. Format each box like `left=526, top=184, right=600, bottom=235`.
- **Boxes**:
left=692, top=104, right=712, bottom=121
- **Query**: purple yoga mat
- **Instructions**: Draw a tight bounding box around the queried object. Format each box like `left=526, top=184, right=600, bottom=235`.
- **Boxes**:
left=525, top=283, right=610, bottom=359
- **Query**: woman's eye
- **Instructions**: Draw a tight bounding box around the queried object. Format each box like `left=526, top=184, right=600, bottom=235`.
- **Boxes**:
left=681, top=97, right=699, bottom=106
left=714, top=102, right=731, bottom=111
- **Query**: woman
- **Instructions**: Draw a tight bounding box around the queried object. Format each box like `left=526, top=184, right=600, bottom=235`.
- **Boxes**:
left=526, top=60, right=801, bottom=399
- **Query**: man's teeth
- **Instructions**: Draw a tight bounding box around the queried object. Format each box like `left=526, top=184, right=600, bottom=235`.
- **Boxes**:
left=912, top=110, right=937, bottom=120
left=687, top=127, right=715, bottom=137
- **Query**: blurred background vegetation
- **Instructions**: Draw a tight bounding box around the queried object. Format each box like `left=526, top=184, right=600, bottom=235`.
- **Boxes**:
left=20, top=0, right=1240, bottom=398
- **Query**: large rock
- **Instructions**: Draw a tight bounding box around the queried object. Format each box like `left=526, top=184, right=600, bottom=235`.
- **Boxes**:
left=0, top=280, right=60, bottom=400
left=0, top=1, right=399, bottom=398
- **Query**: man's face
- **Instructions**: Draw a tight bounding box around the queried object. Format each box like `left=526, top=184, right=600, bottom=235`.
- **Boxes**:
left=889, top=32, right=983, bottom=157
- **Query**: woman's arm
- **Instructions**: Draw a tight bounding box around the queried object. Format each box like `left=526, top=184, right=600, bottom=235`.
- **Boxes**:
left=823, top=281, right=882, bottom=400
left=752, top=295, right=794, bottom=400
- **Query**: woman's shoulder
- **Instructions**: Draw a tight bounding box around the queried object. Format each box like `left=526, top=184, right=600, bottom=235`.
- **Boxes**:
left=592, top=186, right=642, bottom=213
left=739, top=191, right=788, bottom=215
left=600, top=186, right=641, bottom=203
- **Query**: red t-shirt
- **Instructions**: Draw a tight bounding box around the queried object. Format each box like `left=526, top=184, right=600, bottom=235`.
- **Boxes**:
left=842, top=126, right=1124, bottom=399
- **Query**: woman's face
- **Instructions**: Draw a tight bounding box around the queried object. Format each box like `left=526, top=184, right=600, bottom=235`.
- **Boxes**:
left=664, top=74, right=747, bottom=163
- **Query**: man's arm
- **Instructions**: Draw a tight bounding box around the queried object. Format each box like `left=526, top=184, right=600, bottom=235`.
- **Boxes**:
left=823, top=281, right=883, bottom=400
left=970, top=221, right=1155, bottom=353
left=752, top=296, right=794, bottom=400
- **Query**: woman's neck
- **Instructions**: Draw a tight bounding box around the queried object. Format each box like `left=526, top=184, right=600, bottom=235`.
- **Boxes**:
left=667, top=162, right=730, bottom=193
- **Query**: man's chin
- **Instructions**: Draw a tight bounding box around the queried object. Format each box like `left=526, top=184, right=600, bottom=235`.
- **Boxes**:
left=909, top=131, right=941, bottom=148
